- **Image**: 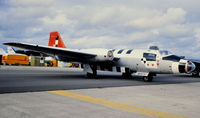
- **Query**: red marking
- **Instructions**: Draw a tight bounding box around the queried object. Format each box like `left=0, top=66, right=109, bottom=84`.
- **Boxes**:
left=147, top=64, right=149, bottom=66
left=48, top=32, right=67, bottom=48
left=157, top=63, right=159, bottom=66
left=152, top=64, right=154, bottom=66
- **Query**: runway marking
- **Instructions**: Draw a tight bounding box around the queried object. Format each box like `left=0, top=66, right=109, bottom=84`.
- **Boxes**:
left=48, top=90, right=188, bottom=118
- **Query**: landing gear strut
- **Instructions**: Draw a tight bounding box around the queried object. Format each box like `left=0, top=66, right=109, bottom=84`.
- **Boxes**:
left=86, top=65, right=97, bottom=78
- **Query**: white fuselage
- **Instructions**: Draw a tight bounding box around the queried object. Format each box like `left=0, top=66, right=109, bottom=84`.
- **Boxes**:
left=112, top=49, right=174, bottom=74
left=80, top=48, right=195, bottom=75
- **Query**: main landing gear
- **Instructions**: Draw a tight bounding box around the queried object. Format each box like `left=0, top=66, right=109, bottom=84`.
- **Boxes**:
left=86, top=65, right=97, bottom=78
left=122, top=72, right=133, bottom=79
left=86, top=71, right=97, bottom=78
left=143, top=76, right=153, bottom=82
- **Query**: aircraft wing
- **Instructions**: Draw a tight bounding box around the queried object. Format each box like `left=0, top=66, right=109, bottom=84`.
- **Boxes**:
left=190, top=59, right=200, bottom=64
left=4, top=42, right=97, bottom=63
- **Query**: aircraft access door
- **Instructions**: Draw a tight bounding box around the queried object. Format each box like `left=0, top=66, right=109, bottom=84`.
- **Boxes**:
left=142, top=53, right=158, bottom=70
left=135, top=53, right=156, bottom=72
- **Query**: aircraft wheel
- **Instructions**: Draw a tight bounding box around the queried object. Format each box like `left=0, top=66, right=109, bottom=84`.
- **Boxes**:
left=192, top=72, right=200, bottom=77
left=143, top=76, right=153, bottom=82
left=122, top=73, right=132, bottom=79
left=197, top=72, right=200, bottom=77
left=86, top=72, right=97, bottom=78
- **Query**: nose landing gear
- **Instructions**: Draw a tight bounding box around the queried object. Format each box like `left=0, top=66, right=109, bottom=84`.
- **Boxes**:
left=143, top=73, right=156, bottom=82
left=143, top=76, right=153, bottom=82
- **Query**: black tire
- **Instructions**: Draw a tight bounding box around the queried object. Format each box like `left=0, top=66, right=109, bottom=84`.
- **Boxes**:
left=86, top=72, right=97, bottom=78
left=122, top=73, right=133, bottom=79
left=86, top=73, right=93, bottom=78
left=192, top=72, right=200, bottom=77
left=143, top=76, right=153, bottom=82
left=86, top=65, right=97, bottom=78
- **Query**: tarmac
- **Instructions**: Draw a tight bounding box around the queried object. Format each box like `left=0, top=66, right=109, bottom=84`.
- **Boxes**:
left=0, top=66, right=200, bottom=118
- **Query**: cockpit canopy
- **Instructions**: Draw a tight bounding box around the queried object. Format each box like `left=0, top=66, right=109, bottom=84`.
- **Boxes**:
left=149, top=46, right=159, bottom=50
left=162, top=55, right=181, bottom=62
left=159, top=50, right=182, bottom=62
left=159, top=50, right=172, bottom=56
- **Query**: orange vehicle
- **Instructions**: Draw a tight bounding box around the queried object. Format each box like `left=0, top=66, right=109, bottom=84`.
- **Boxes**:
left=46, top=60, right=58, bottom=67
left=2, top=54, right=29, bottom=65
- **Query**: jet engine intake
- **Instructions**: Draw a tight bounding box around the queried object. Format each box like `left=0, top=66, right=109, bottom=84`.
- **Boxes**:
left=185, top=61, right=196, bottom=73
left=178, top=60, right=196, bottom=73
left=172, top=60, right=196, bottom=74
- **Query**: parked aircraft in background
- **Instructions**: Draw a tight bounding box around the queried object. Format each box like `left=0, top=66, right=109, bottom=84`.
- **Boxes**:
left=0, top=48, right=6, bottom=56
left=4, top=32, right=200, bottom=81
left=0, top=47, right=24, bottom=56
left=0, top=46, right=30, bottom=65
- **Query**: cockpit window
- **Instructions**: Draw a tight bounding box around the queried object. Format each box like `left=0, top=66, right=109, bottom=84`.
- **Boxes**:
left=162, top=55, right=181, bottom=62
left=143, top=53, right=156, bottom=61
left=160, top=50, right=172, bottom=55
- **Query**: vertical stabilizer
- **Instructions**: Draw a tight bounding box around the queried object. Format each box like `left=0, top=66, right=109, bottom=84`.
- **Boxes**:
left=48, top=32, right=66, bottom=48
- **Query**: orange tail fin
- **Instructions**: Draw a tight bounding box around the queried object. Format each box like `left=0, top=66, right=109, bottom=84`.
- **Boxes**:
left=48, top=32, right=66, bottom=48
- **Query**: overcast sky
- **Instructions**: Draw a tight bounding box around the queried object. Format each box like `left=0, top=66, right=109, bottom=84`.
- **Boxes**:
left=0, top=0, right=200, bottom=58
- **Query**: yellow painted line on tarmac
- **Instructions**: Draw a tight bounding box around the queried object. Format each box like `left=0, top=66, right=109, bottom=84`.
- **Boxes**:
left=48, top=90, right=188, bottom=118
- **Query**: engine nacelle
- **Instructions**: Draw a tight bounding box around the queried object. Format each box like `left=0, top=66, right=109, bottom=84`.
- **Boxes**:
left=94, top=50, right=114, bottom=62
left=81, top=48, right=114, bottom=62
left=172, top=59, right=196, bottom=74
left=172, top=62, right=180, bottom=74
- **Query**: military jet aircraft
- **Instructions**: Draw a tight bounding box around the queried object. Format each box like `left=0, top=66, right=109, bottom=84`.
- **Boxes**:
left=3, top=32, right=199, bottom=82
